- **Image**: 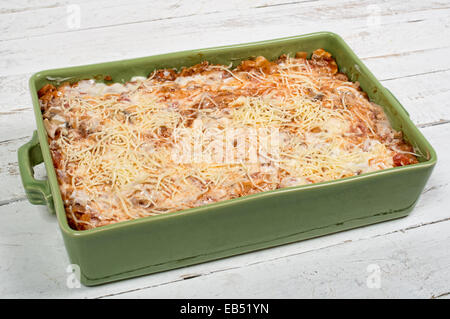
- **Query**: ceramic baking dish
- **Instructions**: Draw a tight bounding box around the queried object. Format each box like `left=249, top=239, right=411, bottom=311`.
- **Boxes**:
left=18, top=32, right=436, bottom=286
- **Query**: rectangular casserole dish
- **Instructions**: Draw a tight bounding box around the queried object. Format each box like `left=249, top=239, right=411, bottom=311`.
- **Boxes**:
left=18, top=32, right=437, bottom=286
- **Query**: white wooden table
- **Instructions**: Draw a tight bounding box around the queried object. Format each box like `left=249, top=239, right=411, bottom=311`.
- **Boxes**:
left=1, top=0, right=449, bottom=299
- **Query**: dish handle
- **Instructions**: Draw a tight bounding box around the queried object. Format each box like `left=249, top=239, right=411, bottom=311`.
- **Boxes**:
left=18, top=131, right=54, bottom=211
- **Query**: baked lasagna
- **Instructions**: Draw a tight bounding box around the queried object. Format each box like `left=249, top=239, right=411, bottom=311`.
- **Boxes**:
left=39, top=49, right=418, bottom=230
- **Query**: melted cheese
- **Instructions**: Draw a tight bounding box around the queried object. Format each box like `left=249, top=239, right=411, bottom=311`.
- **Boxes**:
left=40, top=50, right=417, bottom=230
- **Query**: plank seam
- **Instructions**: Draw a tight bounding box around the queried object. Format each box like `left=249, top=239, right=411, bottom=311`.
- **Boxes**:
left=431, top=291, right=450, bottom=299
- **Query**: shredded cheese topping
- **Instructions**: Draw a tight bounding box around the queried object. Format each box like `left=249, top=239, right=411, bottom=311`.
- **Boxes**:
left=39, top=49, right=418, bottom=230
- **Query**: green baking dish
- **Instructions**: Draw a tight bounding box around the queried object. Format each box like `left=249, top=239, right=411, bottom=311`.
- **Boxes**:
left=18, top=32, right=436, bottom=286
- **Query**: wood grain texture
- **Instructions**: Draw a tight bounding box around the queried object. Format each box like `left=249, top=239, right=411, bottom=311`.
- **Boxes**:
left=1, top=0, right=450, bottom=76
left=0, top=0, right=449, bottom=298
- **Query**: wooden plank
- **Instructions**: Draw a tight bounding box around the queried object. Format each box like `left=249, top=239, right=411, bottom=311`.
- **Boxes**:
left=0, top=0, right=308, bottom=40
left=0, top=122, right=448, bottom=298
left=1, top=2, right=450, bottom=76
left=0, top=135, right=32, bottom=204
left=363, top=46, right=450, bottom=82
left=0, top=0, right=303, bottom=17
left=1, top=0, right=449, bottom=41
left=383, top=70, right=450, bottom=126
left=0, top=1, right=74, bottom=14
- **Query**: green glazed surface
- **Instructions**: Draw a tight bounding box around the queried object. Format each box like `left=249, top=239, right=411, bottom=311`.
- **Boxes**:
left=19, top=32, right=436, bottom=286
